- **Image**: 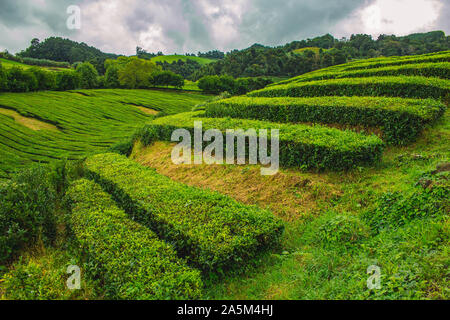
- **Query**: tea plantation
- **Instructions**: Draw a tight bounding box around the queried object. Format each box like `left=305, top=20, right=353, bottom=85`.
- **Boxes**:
left=1, top=51, right=449, bottom=300
left=0, top=89, right=209, bottom=177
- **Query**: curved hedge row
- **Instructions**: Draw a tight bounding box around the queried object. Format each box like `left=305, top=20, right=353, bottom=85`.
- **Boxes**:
left=148, top=111, right=385, bottom=170
left=287, top=63, right=450, bottom=83
left=343, top=51, right=450, bottom=71
left=84, top=153, right=285, bottom=272
left=205, top=96, right=446, bottom=145
left=276, top=51, right=450, bottom=86
left=67, top=179, right=203, bottom=300
left=248, top=76, right=450, bottom=101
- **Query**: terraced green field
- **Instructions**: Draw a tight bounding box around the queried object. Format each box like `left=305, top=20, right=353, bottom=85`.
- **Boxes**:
left=276, top=50, right=450, bottom=86
left=126, top=51, right=450, bottom=174
left=0, top=89, right=209, bottom=177
left=1, top=51, right=449, bottom=301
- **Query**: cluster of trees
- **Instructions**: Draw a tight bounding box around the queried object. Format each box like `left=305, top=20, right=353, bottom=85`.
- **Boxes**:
left=104, top=56, right=184, bottom=89
left=0, top=57, right=185, bottom=93
left=155, top=59, right=203, bottom=79
left=197, top=50, right=225, bottom=59
left=192, top=31, right=450, bottom=80
left=198, top=75, right=273, bottom=95
left=0, top=61, right=102, bottom=92
left=18, top=37, right=119, bottom=74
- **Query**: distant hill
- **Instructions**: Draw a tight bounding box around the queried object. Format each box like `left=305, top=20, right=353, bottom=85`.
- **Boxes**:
left=192, top=31, right=450, bottom=80
left=17, top=37, right=119, bottom=74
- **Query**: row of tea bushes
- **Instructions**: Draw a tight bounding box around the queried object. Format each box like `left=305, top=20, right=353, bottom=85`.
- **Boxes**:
left=84, top=153, right=285, bottom=272
left=275, top=51, right=450, bottom=86
left=148, top=111, right=385, bottom=170
left=285, top=62, right=450, bottom=83
left=343, top=51, right=450, bottom=72
left=67, top=178, right=203, bottom=300
left=248, top=76, right=450, bottom=101
left=205, top=96, right=446, bottom=145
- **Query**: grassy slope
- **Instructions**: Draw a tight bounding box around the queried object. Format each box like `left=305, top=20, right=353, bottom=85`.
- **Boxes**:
left=151, top=55, right=215, bottom=65
left=128, top=52, right=449, bottom=299
left=0, top=89, right=209, bottom=176
left=1, top=52, right=448, bottom=300
left=131, top=109, right=449, bottom=300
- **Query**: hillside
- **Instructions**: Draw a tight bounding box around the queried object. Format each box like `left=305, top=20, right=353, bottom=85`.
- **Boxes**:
left=1, top=51, right=449, bottom=301
left=0, top=58, right=68, bottom=72
left=0, top=89, right=209, bottom=177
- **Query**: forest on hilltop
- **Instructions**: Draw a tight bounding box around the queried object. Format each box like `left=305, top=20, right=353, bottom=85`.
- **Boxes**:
left=15, top=31, right=450, bottom=80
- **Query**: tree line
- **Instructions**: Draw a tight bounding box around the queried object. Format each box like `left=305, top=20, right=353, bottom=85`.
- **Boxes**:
left=0, top=57, right=185, bottom=93
left=191, top=31, right=450, bottom=80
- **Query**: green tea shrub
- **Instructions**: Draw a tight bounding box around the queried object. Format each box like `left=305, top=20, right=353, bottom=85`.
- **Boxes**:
left=150, top=112, right=385, bottom=171
left=21, top=57, right=70, bottom=68
left=84, top=153, right=284, bottom=272
left=108, top=140, right=134, bottom=157
left=6, top=67, right=38, bottom=92
left=0, top=63, right=7, bottom=91
left=0, top=166, right=57, bottom=264
left=249, top=76, right=450, bottom=101
left=287, top=62, right=450, bottom=83
left=75, top=62, right=98, bottom=89
left=276, top=51, right=450, bottom=86
left=67, top=179, right=203, bottom=300
left=205, top=96, right=446, bottom=145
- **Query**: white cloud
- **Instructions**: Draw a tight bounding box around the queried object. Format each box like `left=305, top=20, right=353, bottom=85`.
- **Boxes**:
left=0, top=0, right=448, bottom=55
left=336, top=0, right=444, bottom=38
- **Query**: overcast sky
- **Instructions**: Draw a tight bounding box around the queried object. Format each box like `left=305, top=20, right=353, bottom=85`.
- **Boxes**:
left=0, top=0, right=448, bottom=55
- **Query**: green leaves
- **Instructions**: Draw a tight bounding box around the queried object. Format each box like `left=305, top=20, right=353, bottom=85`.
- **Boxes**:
left=151, top=111, right=385, bottom=171
left=249, top=76, right=450, bottom=100
left=0, top=166, right=57, bottom=264
left=205, top=96, right=446, bottom=145
left=67, top=179, right=203, bottom=300
left=84, top=153, right=284, bottom=272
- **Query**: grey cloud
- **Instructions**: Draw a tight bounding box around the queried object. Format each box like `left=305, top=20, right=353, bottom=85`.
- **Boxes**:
left=435, top=0, right=450, bottom=33
left=240, top=0, right=370, bottom=46
left=0, top=0, right=448, bottom=55
left=0, top=0, right=83, bottom=52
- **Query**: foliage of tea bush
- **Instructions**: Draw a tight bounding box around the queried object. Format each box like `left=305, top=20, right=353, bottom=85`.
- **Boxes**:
left=67, top=179, right=203, bottom=299
left=249, top=76, right=450, bottom=101
left=277, top=51, right=450, bottom=86
left=84, top=153, right=285, bottom=272
left=205, top=96, right=446, bottom=145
